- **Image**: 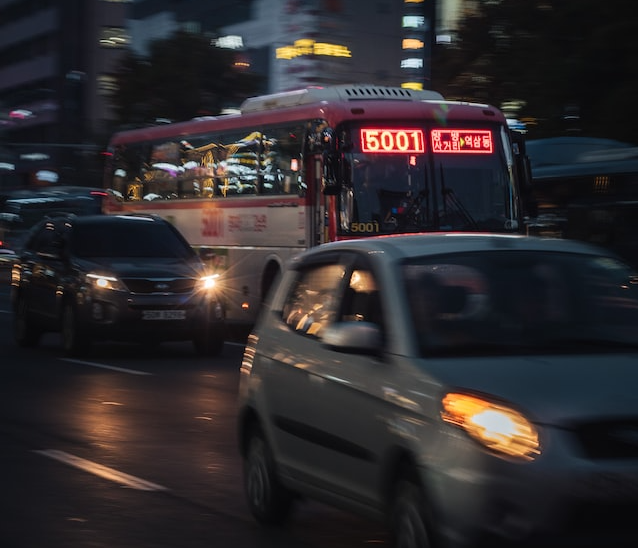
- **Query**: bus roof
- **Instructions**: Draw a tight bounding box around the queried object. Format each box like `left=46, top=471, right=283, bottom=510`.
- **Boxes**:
left=108, top=84, right=506, bottom=147
left=239, top=84, right=444, bottom=112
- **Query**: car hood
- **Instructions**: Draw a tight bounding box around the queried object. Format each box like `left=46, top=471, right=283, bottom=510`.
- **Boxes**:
left=75, top=257, right=205, bottom=278
left=422, top=353, right=638, bottom=425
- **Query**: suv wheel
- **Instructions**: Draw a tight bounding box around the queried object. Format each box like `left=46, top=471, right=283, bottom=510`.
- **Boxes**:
left=391, top=474, right=432, bottom=548
left=14, top=295, right=42, bottom=347
left=62, top=302, right=90, bottom=357
left=243, top=425, right=294, bottom=525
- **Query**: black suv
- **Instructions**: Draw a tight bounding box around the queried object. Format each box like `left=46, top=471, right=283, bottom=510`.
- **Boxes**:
left=11, top=214, right=225, bottom=356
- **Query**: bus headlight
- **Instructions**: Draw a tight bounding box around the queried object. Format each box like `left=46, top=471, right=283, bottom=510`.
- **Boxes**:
left=441, top=392, right=540, bottom=461
left=86, top=272, right=127, bottom=292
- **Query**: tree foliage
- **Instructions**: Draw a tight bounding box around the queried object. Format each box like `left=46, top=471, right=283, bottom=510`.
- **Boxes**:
left=109, top=31, right=262, bottom=128
left=432, top=0, right=638, bottom=143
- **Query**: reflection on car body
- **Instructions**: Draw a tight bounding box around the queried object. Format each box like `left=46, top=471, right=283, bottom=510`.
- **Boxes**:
left=10, top=213, right=226, bottom=356
left=238, top=232, right=638, bottom=548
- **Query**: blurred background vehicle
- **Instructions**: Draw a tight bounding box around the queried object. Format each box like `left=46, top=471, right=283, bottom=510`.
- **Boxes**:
left=10, top=213, right=225, bottom=356
left=0, top=186, right=108, bottom=254
left=525, top=136, right=638, bottom=269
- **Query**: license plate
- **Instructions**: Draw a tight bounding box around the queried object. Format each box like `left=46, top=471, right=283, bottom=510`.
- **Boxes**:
left=142, top=310, right=186, bottom=320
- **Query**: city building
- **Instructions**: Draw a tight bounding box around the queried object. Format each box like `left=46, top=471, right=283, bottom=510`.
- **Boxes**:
left=1, top=0, right=464, bottom=190
left=0, top=0, right=131, bottom=188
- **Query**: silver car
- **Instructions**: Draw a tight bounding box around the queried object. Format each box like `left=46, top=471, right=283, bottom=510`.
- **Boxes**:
left=238, top=233, right=638, bottom=548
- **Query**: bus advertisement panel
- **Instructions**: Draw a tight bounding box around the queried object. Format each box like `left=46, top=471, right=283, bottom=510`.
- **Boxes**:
left=103, top=84, right=527, bottom=327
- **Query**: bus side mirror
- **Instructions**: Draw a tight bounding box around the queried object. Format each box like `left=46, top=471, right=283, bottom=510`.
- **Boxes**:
left=321, top=128, right=341, bottom=195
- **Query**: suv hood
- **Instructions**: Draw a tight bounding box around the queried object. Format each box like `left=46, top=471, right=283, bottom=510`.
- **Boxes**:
left=76, top=257, right=205, bottom=278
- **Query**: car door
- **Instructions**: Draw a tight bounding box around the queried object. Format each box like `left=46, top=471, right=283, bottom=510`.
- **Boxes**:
left=263, top=251, right=399, bottom=509
left=25, top=220, right=66, bottom=326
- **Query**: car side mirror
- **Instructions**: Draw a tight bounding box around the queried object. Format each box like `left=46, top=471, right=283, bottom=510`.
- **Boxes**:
left=321, top=321, right=382, bottom=355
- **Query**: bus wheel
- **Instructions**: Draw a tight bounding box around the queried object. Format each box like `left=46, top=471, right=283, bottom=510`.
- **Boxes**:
left=62, top=302, right=90, bottom=357
left=14, top=295, right=42, bottom=348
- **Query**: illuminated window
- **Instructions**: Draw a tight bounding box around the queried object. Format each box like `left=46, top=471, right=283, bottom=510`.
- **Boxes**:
left=276, top=39, right=351, bottom=59
left=404, top=0, right=424, bottom=3
left=403, top=38, right=424, bottom=50
left=214, top=35, right=244, bottom=49
left=402, top=15, right=425, bottom=29
left=401, top=82, right=424, bottom=91
left=401, top=58, right=423, bottom=69
left=97, top=75, right=118, bottom=96
left=99, top=27, right=130, bottom=48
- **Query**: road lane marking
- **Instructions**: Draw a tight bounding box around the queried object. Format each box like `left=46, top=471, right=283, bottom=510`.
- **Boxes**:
left=61, top=358, right=152, bottom=375
left=35, top=449, right=168, bottom=491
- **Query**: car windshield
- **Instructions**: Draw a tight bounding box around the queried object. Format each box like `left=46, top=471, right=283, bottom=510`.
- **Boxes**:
left=402, top=250, right=638, bottom=357
left=70, top=219, right=195, bottom=259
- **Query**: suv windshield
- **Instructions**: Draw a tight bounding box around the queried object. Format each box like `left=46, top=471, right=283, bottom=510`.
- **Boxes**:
left=70, top=219, right=195, bottom=259
left=403, top=250, right=638, bottom=357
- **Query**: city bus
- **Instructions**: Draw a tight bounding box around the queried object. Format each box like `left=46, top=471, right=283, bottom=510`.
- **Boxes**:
left=0, top=186, right=107, bottom=252
left=102, top=84, right=529, bottom=328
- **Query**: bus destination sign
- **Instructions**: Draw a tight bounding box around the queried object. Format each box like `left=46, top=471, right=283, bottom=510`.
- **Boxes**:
left=431, top=129, right=493, bottom=154
left=360, top=128, right=425, bottom=153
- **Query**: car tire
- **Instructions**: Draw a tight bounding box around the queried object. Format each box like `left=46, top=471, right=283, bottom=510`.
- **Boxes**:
left=62, top=301, right=90, bottom=357
left=391, top=474, right=433, bottom=548
left=14, top=294, right=42, bottom=348
left=243, top=424, right=294, bottom=526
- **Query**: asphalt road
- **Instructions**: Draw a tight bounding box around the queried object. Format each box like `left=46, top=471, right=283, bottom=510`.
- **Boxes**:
left=0, top=279, right=389, bottom=548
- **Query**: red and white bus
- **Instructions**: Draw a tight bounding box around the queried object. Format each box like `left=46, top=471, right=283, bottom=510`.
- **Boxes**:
left=103, top=84, right=528, bottom=327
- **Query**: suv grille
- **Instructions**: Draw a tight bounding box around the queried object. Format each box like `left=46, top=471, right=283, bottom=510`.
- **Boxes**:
left=122, top=277, right=196, bottom=294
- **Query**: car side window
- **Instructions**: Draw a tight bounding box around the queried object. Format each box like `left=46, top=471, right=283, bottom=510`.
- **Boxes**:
left=282, top=263, right=345, bottom=338
left=340, top=268, right=383, bottom=327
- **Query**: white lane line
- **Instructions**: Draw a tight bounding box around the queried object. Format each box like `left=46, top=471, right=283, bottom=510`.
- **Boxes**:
left=61, top=358, right=152, bottom=376
left=35, top=449, right=168, bottom=492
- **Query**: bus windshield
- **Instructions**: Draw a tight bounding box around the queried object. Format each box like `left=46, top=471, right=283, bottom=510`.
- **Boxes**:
left=342, top=123, right=518, bottom=236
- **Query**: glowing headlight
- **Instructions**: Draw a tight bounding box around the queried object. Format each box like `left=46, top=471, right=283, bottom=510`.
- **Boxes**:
left=86, top=273, right=126, bottom=292
left=199, top=273, right=220, bottom=291
left=441, top=393, right=540, bottom=461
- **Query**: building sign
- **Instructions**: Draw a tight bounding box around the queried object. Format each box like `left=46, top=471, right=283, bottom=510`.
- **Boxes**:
left=276, top=39, right=351, bottom=60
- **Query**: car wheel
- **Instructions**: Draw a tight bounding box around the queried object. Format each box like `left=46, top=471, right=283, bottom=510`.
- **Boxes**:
left=243, top=424, right=294, bottom=526
left=14, top=294, right=42, bottom=348
left=391, top=475, right=433, bottom=548
left=62, top=302, right=90, bottom=357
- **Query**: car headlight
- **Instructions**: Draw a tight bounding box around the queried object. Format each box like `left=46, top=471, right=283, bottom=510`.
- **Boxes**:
left=199, top=273, right=220, bottom=291
left=441, top=392, right=540, bottom=461
left=86, top=272, right=127, bottom=292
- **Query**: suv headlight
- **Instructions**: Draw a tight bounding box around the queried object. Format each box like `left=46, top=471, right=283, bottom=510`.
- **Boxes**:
left=441, top=392, right=540, bottom=461
left=198, top=273, right=220, bottom=292
left=86, top=272, right=127, bottom=292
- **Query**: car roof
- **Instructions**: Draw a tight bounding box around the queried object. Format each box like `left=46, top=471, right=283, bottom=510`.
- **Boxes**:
left=65, top=214, right=163, bottom=226
left=294, top=233, right=615, bottom=264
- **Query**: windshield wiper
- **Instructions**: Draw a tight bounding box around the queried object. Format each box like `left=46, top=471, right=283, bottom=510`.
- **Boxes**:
left=439, top=165, right=479, bottom=230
